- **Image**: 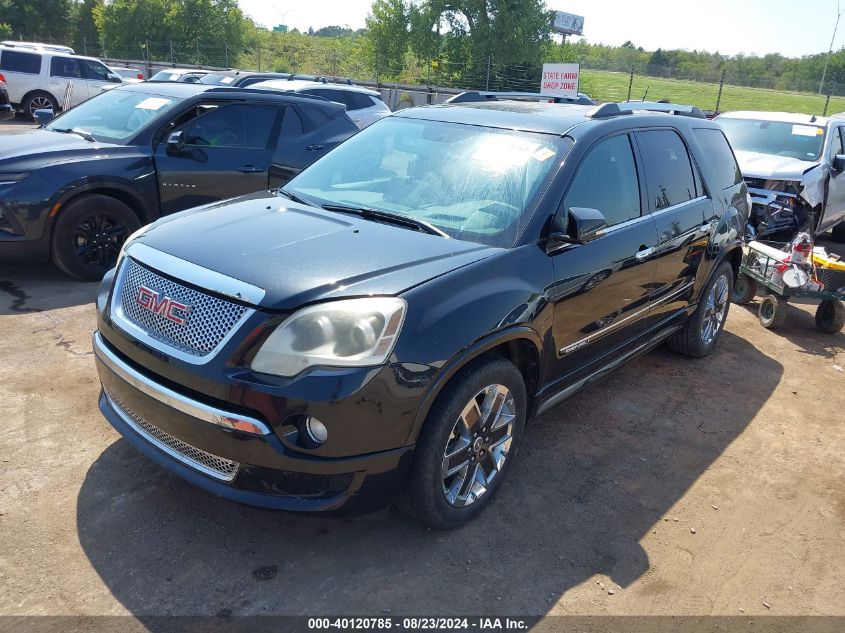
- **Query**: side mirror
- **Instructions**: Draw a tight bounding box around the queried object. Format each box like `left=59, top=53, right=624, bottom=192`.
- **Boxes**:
left=549, top=207, right=608, bottom=249
left=166, top=130, right=186, bottom=154
left=107, top=73, right=122, bottom=83
left=833, top=154, right=845, bottom=172
left=33, top=108, right=55, bottom=125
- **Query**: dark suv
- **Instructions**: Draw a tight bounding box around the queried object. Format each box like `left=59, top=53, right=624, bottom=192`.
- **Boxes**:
left=0, top=83, right=358, bottom=280
left=93, top=100, right=749, bottom=529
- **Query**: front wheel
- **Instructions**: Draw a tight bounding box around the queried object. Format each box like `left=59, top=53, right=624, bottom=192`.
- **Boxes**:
left=51, top=194, right=141, bottom=281
left=401, top=357, right=526, bottom=529
left=667, top=262, right=733, bottom=358
left=758, top=294, right=788, bottom=329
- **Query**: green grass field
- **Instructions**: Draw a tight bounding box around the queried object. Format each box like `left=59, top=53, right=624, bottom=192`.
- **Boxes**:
left=583, top=70, right=845, bottom=115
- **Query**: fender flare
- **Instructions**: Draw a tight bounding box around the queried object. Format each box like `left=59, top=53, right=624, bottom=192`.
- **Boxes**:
left=405, top=325, right=543, bottom=446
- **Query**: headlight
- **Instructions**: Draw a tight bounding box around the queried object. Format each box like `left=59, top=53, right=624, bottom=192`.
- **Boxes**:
left=251, top=297, right=407, bottom=377
left=116, top=224, right=150, bottom=268
left=0, top=173, right=30, bottom=186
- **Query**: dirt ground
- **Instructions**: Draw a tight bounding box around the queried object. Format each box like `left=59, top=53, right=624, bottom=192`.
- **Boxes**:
left=1, top=249, right=844, bottom=622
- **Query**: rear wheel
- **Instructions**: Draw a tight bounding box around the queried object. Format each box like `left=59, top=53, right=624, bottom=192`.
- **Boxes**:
left=731, top=273, right=757, bottom=305
left=401, top=356, right=526, bottom=529
left=667, top=262, right=733, bottom=358
left=758, top=294, right=788, bottom=329
left=23, top=91, right=58, bottom=121
left=51, top=194, right=140, bottom=281
left=814, top=300, right=845, bottom=334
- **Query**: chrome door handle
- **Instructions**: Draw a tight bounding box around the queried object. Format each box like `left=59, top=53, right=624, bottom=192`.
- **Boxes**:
left=635, top=246, right=655, bottom=261
left=306, top=144, right=325, bottom=152
left=238, top=165, right=265, bottom=174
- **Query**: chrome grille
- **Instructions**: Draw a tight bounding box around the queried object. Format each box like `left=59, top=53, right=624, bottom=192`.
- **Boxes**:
left=115, top=258, right=249, bottom=358
left=105, top=390, right=239, bottom=481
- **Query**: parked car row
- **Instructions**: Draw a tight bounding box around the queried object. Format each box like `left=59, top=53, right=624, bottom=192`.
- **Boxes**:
left=2, top=50, right=843, bottom=529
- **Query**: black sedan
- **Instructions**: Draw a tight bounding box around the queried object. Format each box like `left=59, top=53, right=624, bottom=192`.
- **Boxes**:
left=0, top=83, right=358, bottom=280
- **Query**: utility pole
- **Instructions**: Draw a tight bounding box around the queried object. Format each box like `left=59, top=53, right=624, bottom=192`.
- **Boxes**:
left=715, top=68, right=726, bottom=112
left=83, top=36, right=87, bottom=56
left=627, top=66, right=634, bottom=101
left=169, top=40, right=175, bottom=65
left=820, top=0, right=843, bottom=94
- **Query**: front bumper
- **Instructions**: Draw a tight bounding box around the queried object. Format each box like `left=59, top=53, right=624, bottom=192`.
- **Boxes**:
left=93, top=332, right=415, bottom=513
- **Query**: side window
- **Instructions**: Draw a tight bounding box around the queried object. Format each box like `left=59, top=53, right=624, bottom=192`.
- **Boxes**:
left=81, top=60, right=110, bottom=81
left=279, top=106, right=305, bottom=137
left=564, top=134, right=642, bottom=227
left=834, top=127, right=845, bottom=157
left=637, top=130, right=697, bottom=211
left=343, top=91, right=376, bottom=111
left=300, top=105, right=330, bottom=129
left=50, top=56, right=82, bottom=78
left=0, top=50, right=41, bottom=74
left=693, top=128, right=743, bottom=190
left=184, top=104, right=278, bottom=149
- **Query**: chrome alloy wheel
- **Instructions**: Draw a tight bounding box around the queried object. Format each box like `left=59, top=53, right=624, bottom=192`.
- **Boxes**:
left=441, top=384, right=515, bottom=507
left=28, top=95, right=54, bottom=116
left=701, top=274, right=729, bottom=346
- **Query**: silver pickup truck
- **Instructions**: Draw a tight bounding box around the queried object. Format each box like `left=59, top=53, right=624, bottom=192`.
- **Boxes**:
left=716, top=110, right=845, bottom=241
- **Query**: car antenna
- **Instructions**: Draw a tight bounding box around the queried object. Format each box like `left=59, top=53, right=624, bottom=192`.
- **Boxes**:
left=810, top=114, right=818, bottom=122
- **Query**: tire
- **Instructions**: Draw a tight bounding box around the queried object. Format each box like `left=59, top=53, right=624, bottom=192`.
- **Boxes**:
left=667, top=261, right=733, bottom=358
left=758, top=294, right=788, bottom=329
left=51, top=194, right=141, bottom=281
left=731, top=273, right=757, bottom=305
left=814, top=300, right=845, bottom=334
left=23, top=91, right=59, bottom=122
left=832, top=222, right=845, bottom=243
left=401, top=356, right=527, bottom=529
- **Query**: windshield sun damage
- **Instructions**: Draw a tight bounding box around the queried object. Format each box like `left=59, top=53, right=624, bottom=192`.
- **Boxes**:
left=719, top=117, right=825, bottom=162
left=284, top=117, right=567, bottom=248
left=44, top=89, right=181, bottom=143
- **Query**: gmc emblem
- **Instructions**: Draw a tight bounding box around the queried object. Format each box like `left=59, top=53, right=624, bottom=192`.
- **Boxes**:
left=135, top=285, right=190, bottom=326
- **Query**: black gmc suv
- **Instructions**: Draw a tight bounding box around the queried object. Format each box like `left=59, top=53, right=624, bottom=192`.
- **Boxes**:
left=0, top=82, right=357, bottom=280
left=93, top=100, right=749, bottom=529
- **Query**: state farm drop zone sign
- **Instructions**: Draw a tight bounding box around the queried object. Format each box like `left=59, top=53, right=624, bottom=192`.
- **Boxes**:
left=541, top=63, right=580, bottom=98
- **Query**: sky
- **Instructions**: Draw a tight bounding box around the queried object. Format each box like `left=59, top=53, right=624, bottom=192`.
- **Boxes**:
left=239, top=0, right=843, bottom=58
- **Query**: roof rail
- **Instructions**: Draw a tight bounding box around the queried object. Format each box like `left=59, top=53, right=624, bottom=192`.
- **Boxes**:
left=203, top=86, right=334, bottom=104
left=589, top=100, right=706, bottom=119
left=445, top=90, right=594, bottom=105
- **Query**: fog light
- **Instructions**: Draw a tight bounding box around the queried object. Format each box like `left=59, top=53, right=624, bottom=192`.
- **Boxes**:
left=303, top=416, right=328, bottom=445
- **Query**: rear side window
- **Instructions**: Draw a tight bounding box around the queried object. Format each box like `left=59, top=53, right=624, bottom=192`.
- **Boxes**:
left=564, top=134, right=641, bottom=227
left=50, top=56, right=82, bottom=78
left=1, top=50, right=41, bottom=74
left=300, top=105, right=331, bottom=129
left=343, top=91, right=376, bottom=110
left=693, top=128, right=743, bottom=190
left=637, top=130, right=697, bottom=211
left=279, top=106, right=306, bottom=137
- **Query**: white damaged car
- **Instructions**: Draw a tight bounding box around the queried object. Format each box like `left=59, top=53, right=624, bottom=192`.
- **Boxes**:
left=717, top=110, right=845, bottom=241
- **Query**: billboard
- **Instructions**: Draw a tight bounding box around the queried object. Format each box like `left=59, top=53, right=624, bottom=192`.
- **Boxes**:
left=552, top=11, right=584, bottom=36
left=541, top=63, right=580, bottom=98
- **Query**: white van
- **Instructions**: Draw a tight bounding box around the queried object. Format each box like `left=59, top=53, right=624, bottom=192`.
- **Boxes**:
left=0, top=46, right=122, bottom=119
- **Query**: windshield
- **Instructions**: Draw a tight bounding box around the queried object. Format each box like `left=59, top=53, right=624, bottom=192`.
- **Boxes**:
left=45, top=88, right=181, bottom=143
left=150, top=70, right=186, bottom=81
left=719, top=117, right=825, bottom=162
left=284, top=117, right=567, bottom=248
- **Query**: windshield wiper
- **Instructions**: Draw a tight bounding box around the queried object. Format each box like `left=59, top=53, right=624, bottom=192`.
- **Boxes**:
left=320, top=203, right=449, bottom=238
left=277, top=188, right=315, bottom=207
left=53, top=127, right=96, bottom=142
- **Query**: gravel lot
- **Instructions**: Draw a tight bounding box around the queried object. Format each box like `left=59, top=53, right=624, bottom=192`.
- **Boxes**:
left=0, top=118, right=843, bottom=621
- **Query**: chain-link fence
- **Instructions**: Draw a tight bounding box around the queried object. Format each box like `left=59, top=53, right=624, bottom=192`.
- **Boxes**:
left=8, top=34, right=845, bottom=115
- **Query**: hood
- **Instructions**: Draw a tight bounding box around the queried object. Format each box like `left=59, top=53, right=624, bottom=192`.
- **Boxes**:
left=132, top=191, right=499, bottom=310
left=733, top=150, right=815, bottom=182
left=0, top=129, right=116, bottom=168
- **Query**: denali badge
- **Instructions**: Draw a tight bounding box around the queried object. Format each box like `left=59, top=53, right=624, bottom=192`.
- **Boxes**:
left=136, top=285, right=190, bottom=326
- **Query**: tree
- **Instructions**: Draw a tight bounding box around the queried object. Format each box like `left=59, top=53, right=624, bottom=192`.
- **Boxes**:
left=365, top=0, right=410, bottom=77
left=313, top=25, right=353, bottom=38
left=0, top=0, right=72, bottom=41
left=73, top=0, right=102, bottom=47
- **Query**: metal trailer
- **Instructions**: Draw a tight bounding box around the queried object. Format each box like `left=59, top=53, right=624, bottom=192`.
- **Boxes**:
left=732, top=241, right=845, bottom=333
